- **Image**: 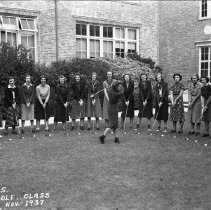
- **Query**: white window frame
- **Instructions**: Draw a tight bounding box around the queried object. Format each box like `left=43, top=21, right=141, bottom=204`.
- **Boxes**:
left=1, top=15, right=19, bottom=30
left=76, top=22, right=139, bottom=59
left=19, top=18, right=37, bottom=32
left=198, top=45, right=211, bottom=77
left=0, top=15, right=38, bottom=62
left=199, top=0, right=211, bottom=19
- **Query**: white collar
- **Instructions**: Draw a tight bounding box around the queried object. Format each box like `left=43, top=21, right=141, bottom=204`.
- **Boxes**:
left=8, top=84, right=16, bottom=89
left=24, top=83, right=32, bottom=87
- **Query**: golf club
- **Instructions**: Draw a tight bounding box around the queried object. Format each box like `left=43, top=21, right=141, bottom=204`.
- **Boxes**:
left=123, top=104, right=129, bottom=134
left=76, top=102, right=82, bottom=135
left=152, top=106, right=160, bottom=131
left=64, top=105, right=69, bottom=136
left=136, top=104, right=147, bottom=135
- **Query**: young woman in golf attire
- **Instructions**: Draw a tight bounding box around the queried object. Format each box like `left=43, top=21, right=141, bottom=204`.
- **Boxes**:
left=35, top=75, right=50, bottom=132
left=87, top=72, right=102, bottom=130
left=201, top=76, right=211, bottom=138
left=99, top=81, right=124, bottom=144
left=187, top=74, right=202, bottom=136
left=103, top=71, right=116, bottom=128
left=19, top=74, right=36, bottom=134
left=169, top=73, right=185, bottom=134
left=137, top=73, right=153, bottom=131
left=54, top=75, right=69, bottom=131
left=120, top=73, right=134, bottom=130
left=70, top=73, right=87, bottom=130
left=154, top=73, right=169, bottom=132
left=4, top=77, right=20, bottom=135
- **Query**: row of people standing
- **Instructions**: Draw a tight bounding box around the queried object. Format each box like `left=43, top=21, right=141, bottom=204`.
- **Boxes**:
left=2, top=72, right=211, bottom=139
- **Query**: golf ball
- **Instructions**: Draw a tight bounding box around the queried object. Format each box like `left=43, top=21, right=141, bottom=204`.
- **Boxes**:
left=173, top=136, right=176, bottom=139
left=78, top=133, right=81, bottom=135
left=194, top=140, right=198, bottom=143
left=33, top=135, right=36, bottom=138
left=186, top=138, right=189, bottom=141
left=9, top=138, right=13, bottom=141
left=137, top=132, right=140, bottom=135
left=49, top=134, right=52, bottom=137
left=150, top=133, right=152, bottom=135
left=124, top=132, right=127, bottom=134
left=161, top=134, right=164, bottom=137
left=205, top=143, right=207, bottom=147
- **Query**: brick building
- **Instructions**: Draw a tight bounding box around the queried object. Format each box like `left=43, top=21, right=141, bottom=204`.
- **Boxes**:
left=0, top=0, right=159, bottom=64
left=0, top=1, right=210, bottom=81
left=159, top=0, right=211, bottom=81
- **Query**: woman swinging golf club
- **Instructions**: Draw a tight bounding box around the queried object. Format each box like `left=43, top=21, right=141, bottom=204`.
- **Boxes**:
left=99, top=81, right=124, bottom=144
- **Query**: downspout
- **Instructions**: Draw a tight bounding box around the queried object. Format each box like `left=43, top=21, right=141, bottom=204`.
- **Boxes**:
left=55, top=0, right=59, bottom=61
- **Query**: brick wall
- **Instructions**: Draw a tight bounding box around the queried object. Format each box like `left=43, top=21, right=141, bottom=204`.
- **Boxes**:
left=0, top=0, right=159, bottom=64
left=159, top=1, right=211, bottom=84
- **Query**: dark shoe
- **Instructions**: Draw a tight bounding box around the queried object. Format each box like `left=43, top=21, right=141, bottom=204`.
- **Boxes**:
left=32, top=128, right=36, bottom=133
left=170, top=129, right=176, bottom=133
left=195, top=132, right=200, bottom=136
left=21, top=129, right=25, bottom=134
left=87, top=127, right=91, bottom=131
left=4, top=130, right=8, bottom=136
left=178, top=130, right=183, bottom=134
left=80, top=126, right=84, bottom=131
left=156, top=127, right=161, bottom=132
left=12, top=130, right=18, bottom=135
left=114, top=137, right=120, bottom=144
left=70, top=126, right=75, bottom=130
left=188, top=131, right=194, bottom=135
left=136, top=124, right=139, bottom=129
left=99, top=135, right=105, bottom=144
left=202, top=133, right=209, bottom=137
left=45, top=128, right=50, bottom=132
left=96, top=127, right=100, bottom=131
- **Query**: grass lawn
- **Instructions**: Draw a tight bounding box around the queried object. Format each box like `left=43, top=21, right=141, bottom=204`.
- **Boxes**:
left=0, top=119, right=210, bottom=210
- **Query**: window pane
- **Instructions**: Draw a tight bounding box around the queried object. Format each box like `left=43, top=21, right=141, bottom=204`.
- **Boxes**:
left=108, top=27, right=113, bottom=37
left=29, top=48, right=35, bottom=60
left=7, top=32, right=12, bottom=45
left=21, top=19, right=29, bottom=30
left=103, top=26, right=113, bottom=38
left=21, top=36, right=27, bottom=48
left=76, top=38, right=87, bottom=58
left=2, top=16, right=10, bottom=24
left=10, top=17, right=16, bottom=25
left=128, top=29, right=136, bottom=40
left=12, top=33, right=17, bottom=47
left=1, top=31, right=6, bottom=42
left=201, top=47, right=209, bottom=60
left=28, top=35, right=34, bottom=48
left=116, top=28, right=124, bottom=39
left=96, top=26, right=100, bottom=37
left=82, top=24, right=86, bottom=35
left=90, top=39, right=100, bottom=58
left=76, top=24, right=81, bottom=35
left=115, top=41, right=125, bottom=58
left=28, top=19, right=35, bottom=30
left=90, top=25, right=94, bottom=36
left=103, top=27, right=107, bottom=37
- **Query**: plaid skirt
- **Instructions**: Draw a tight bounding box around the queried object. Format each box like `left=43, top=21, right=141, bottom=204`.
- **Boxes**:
left=3, top=106, right=20, bottom=127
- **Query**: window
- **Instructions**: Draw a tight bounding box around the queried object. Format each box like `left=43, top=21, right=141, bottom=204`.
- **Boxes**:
left=0, top=15, right=38, bottom=61
left=20, top=18, right=37, bottom=31
left=200, top=46, right=211, bottom=77
left=1, top=16, right=18, bottom=30
left=128, top=42, right=136, bottom=53
left=90, top=39, right=100, bottom=58
left=200, top=0, right=211, bottom=18
left=21, top=34, right=35, bottom=60
left=103, top=41, right=113, bottom=58
left=90, top=25, right=100, bottom=37
left=0, top=31, right=17, bottom=47
left=76, top=38, right=87, bottom=58
left=103, top=26, right=113, bottom=38
left=115, top=28, right=124, bottom=39
left=76, top=23, right=86, bottom=35
left=201, top=0, right=208, bottom=17
left=76, top=22, right=139, bottom=59
left=115, top=41, right=125, bottom=58
left=128, top=29, right=136, bottom=40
